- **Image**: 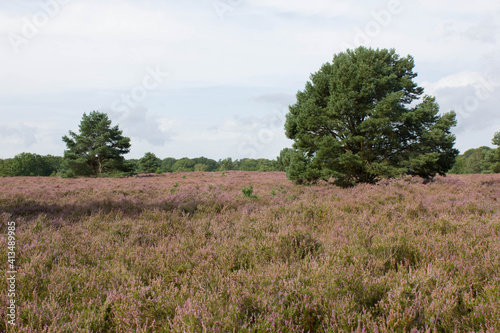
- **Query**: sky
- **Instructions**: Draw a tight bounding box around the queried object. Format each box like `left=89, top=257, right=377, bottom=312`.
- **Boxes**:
left=0, top=0, right=499, bottom=160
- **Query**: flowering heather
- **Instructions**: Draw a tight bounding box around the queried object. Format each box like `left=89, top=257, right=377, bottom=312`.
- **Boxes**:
left=1, top=171, right=499, bottom=332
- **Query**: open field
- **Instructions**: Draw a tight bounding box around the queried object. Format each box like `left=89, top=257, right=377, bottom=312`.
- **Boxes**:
left=1, top=172, right=500, bottom=332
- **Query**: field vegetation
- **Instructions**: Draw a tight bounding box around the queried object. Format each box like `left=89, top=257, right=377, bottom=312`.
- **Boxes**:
left=1, top=172, right=499, bottom=332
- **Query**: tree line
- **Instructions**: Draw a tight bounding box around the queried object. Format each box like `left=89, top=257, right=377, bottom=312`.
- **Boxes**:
left=449, top=134, right=500, bottom=174
left=2, top=138, right=499, bottom=178
left=0, top=153, right=281, bottom=177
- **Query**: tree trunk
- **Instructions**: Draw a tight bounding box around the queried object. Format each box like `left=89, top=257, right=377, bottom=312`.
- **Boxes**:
left=98, top=155, right=102, bottom=176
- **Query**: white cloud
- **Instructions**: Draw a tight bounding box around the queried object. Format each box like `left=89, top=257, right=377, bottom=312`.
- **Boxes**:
left=419, top=70, right=500, bottom=138
left=0, top=123, right=38, bottom=147
left=423, top=71, right=496, bottom=92
left=107, top=106, right=174, bottom=146
left=247, top=0, right=351, bottom=17
left=0, top=1, right=204, bottom=95
left=50, top=2, right=199, bottom=41
left=415, top=0, right=500, bottom=14
left=463, top=15, right=498, bottom=43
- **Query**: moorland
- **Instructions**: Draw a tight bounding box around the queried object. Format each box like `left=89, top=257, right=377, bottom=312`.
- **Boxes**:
left=1, top=171, right=499, bottom=332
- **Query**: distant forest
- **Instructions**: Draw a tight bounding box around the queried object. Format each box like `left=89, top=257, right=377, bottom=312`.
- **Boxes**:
left=0, top=153, right=287, bottom=177
left=0, top=147, right=497, bottom=178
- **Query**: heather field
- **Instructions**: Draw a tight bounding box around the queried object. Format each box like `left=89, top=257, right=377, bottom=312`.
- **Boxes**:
left=1, top=172, right=500, bottom=332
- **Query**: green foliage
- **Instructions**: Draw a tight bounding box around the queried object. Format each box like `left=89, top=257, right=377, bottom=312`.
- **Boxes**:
left=194, top=163, right=208, bottom=172
left=44, top=155, right=65, bottom=175
left=192, top=157, right=218, bottom=171
left=485, top=132, right=500, bottom=173
left=2, top=152, right=301, bottom=177
left=0, top=155, right=66, bottom=177
left=9, top=153, right=57, bottom=176
left=239, top=158, right=259, bottom=171
left=258, top=164, right=273, bottom=172
left=274, top=148, right=294, bottom=172
left=123, top=159, right=138, bottom=174
left=0, top=158, right=11, bottom=177
left=450, top=146, right=493, bottom=174
left=257, top=159, right=273, bottom=171
left=241, top=185, right=258, bottom=198
left=493, top=131, right=500, bottom=146
left=233, top=158, right=274, bottom=172
left=160, top=157, right=177, bottom=173
left=172, top=158, right=196, bottom=172
left=152, top=157, right=218, bottom=173
left=285, top=46, right=458, bottom=187
left=136, top=152, right=161, bottom=174
left=219, top=157, right=234, bottom=171
left=62, top=111, right=131, bottom=177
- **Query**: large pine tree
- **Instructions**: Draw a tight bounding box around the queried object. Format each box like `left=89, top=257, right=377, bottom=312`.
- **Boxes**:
left=284, top=47, right=458, bottom=187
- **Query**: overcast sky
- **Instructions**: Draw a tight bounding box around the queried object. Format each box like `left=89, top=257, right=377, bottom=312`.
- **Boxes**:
left=1, top=0, right=499, bottom=160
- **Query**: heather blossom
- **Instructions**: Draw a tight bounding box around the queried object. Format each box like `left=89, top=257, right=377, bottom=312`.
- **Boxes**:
left=0, top=172, right=499, bottom=332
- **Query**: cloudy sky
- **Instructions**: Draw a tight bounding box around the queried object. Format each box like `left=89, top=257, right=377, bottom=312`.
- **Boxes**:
left=1, top=0, right=499, bottom=160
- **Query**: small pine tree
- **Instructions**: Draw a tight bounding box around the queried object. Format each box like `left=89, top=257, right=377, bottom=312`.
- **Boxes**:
left=62, top=111, right=130, bottom=177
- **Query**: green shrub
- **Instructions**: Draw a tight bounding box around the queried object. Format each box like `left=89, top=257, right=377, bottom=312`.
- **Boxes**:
left=241, top=185, right=258, bottom=198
